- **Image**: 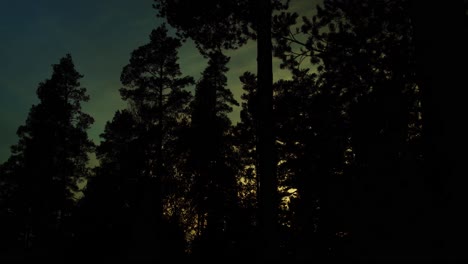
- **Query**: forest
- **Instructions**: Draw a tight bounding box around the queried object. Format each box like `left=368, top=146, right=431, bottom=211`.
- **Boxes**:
left=1, top=0, right=468, bottom=261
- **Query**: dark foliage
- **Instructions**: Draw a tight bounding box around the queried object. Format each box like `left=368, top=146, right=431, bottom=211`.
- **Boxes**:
left=1, top=0, right=467, bottom=261
left=0, top=54, right=94, bottom=260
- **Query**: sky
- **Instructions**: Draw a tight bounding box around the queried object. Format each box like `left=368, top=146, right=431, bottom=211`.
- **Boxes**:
left=0, top=0, right=316, bottom=163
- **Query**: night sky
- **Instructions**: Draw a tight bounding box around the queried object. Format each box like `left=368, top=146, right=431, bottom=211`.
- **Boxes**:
left=0, top=0, right=315, bottom=163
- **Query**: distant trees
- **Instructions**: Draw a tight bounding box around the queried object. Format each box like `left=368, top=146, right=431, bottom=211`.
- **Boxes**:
left=0, top=54, right=94, bottom=259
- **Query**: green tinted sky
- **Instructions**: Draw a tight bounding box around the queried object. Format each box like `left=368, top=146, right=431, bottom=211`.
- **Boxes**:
left=0, top=0, right=316, bottom=163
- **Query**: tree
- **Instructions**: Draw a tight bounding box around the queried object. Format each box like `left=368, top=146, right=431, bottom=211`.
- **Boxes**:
left=410, top=0, right=468, bottom=259
left=119, top=24, right=193, bottom=260
left=187, top=51, right=240, bottom=257
left=153, top=0, right=289, bottom=258
left=234, top=72, right=259, bottom=211
left=7, top=54, right=94, bottom=258
left=0, top=156, right=23, bottom=259
left=234, top=69, right=350, bottom=260
left=273, top=0, right=430, bottom=260
left=75, top=110, right=142, bottom=259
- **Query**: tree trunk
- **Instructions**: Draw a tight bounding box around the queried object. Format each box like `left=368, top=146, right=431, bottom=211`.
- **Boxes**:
left=411, top=0, right=468, bottom=260
left=256, top=0, right=278, bottom=259
left=127, top=178, right=161, bottom=261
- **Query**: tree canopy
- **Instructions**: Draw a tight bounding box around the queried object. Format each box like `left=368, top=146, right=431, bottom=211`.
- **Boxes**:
left=1, top=0, right=467, bottom=261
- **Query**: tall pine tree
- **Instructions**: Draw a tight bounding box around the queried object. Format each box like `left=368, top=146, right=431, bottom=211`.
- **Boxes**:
left=153, top=2, right=291, bottom=257
left=188, top=51, right=239, bottom=257
left=119, top=24, right=193, bottom=260
left=8, top=54, right=94, bottom=257
left=75, top=110, right=142, bottom=259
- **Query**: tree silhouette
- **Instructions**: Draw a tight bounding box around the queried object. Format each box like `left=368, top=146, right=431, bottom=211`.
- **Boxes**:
left=75, top=110, right=142, bottom=259
left=0, top=156, right=23, bottom=259
left=118, top=24, right=193, bottom=260
left=3, top=54, right=94, bottom=259
left=411, top=0, right=468, bottom=259
left=234, top=69, right=350, bottom=260
left=1, top=1, right=466, bottom=261
left=272, top=0, right=433, bottom=260
left=153, top=1, right=290, bottom=258
left=186, top=51, right=240, bottom=258
left=234, top=72, right=258, bottom=210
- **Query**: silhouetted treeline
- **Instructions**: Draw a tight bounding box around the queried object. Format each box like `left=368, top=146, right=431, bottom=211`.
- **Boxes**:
left=1, top=0, right=467, bottom=261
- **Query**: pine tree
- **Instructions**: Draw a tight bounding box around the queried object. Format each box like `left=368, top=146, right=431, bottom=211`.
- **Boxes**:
left=75, top=110, right=141, bottom=259
left=411, top=0, right=468, bottom=259
left=119, top=24, right=193, bottom=260
left=0, top=156, right=23, bottom=258
left=273, top=0, right=426, bottom=259
left=188, top=51, right=239, bottom=257
left=153, top=1, right=291, bottom=257
left=120, top=24, right=193, bottom=182
left=8, top=54, right=94, bottom=256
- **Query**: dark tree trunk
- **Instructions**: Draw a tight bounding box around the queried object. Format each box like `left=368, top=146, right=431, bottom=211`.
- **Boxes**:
left=127, top=177, right=162, bottom=261
left=256, top=0, right=278, bottom=259
left=411, top=0, right=468, bottom=260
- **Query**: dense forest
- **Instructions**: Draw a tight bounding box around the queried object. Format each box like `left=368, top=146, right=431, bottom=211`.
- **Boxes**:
left=1, top=0, right=468, bottom=261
